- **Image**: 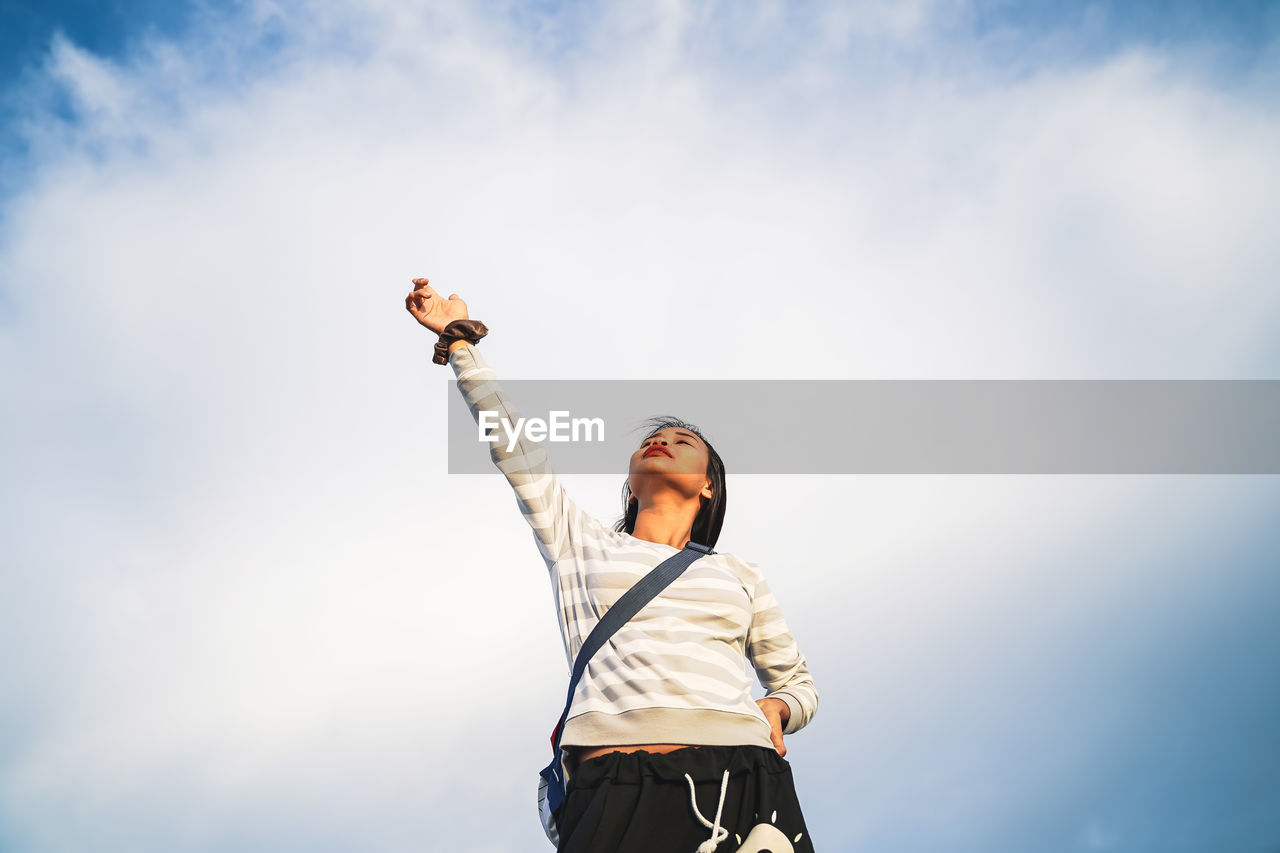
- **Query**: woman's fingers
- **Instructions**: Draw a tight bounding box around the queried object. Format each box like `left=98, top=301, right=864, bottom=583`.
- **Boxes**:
left=406, top=279, right=435, bottom=309
left=756, top=698, right=788, bottom=756
left=406, top=283, right=435, bottom=326
left=405, top=277, right=465, bottom=334
left=406, top=290, right=426, bottom=315
left=767, top=708, right=787, bottom=756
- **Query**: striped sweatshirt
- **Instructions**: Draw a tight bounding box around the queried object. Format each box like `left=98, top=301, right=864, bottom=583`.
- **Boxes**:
left=449, top=343, right=818, bottom=749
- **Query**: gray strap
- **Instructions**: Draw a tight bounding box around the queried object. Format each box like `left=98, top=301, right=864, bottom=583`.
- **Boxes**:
left=550, top=542, right=714, bottom=749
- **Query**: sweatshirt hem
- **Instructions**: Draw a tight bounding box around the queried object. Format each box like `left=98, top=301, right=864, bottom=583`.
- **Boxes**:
left=562, top=707, right=776, bottom=750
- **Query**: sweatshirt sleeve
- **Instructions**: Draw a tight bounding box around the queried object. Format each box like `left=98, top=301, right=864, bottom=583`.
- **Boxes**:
left=448, top=342, right=602, bottom=562
left=745, top=563, right=819, bottom=736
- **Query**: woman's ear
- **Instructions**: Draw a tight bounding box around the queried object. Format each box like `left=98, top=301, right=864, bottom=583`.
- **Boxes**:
left=700, top=480, right=713, bottom=500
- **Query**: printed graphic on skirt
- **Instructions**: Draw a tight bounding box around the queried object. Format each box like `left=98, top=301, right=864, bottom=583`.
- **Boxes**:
left=731, top=809, right=805, bottom=853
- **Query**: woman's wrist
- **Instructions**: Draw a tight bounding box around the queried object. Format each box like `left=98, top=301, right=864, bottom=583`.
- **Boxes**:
left=432, top=318, right=489, bottom=364
left=447, top=338, right=470, bottom=356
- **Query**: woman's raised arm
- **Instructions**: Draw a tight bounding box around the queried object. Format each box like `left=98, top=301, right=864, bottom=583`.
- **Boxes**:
left=406, top=278, right=600, bottom=562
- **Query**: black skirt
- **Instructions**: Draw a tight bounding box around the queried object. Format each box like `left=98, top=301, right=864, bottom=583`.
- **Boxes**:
left=557, top=745, right=815, bottom=853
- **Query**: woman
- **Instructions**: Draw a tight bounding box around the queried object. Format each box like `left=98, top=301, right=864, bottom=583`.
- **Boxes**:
left=406, top=278, right=818, bottom=852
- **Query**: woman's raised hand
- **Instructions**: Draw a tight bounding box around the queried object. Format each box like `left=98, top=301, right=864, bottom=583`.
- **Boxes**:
left=405, top=277, right=468, bottom=334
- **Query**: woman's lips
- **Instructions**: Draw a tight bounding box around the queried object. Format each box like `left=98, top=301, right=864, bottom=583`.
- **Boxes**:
left=643, top=446, right=672, bottom=458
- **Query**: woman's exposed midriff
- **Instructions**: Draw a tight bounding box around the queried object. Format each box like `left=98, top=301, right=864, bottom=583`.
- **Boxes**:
left=568, top=744, right=700, bottom=768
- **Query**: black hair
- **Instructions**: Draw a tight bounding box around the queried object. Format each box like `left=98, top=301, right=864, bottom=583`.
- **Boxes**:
left=612, top=415, right=727, bottom=549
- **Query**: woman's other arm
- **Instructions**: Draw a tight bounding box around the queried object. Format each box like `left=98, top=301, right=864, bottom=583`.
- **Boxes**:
left=745, top=563, right=819, bottom=741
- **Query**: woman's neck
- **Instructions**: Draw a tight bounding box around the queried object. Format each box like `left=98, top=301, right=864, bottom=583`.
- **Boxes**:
left=630, top=496, right=699, bottom=549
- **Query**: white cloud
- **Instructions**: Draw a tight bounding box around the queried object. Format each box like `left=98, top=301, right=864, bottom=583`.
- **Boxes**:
left=2, top=1, right=1278, bottom=850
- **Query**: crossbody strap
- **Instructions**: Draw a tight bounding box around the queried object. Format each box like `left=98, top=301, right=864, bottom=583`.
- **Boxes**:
left=550, top=541, right=715, bottom=750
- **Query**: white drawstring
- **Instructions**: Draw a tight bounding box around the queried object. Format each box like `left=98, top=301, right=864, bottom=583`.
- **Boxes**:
left=684, top=769, right=731, bottom=853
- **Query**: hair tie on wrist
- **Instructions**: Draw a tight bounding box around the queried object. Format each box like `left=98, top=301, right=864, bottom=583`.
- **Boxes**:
left=433, top=318, right=489, bottom=364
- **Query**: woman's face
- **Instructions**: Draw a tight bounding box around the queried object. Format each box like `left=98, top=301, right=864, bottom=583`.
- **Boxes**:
left=627, top=427, right=714, bottom=504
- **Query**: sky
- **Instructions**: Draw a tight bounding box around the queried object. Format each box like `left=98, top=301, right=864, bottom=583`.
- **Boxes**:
left=1, top=1, right=1279, bottom=851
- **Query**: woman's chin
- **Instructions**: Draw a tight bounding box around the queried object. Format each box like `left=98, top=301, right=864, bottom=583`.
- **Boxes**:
left=629, top=471, right=705, bottom=498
